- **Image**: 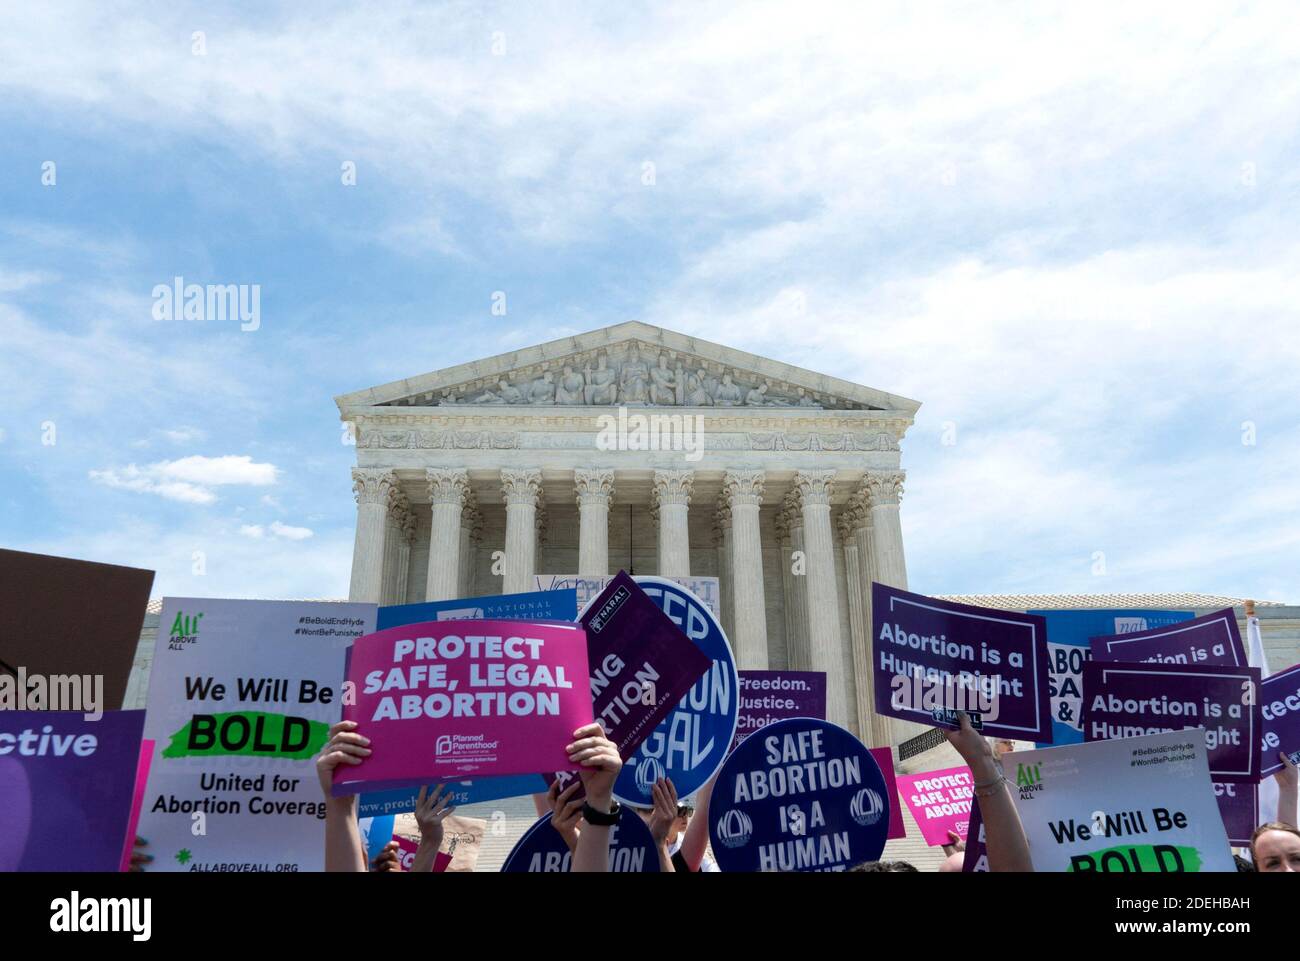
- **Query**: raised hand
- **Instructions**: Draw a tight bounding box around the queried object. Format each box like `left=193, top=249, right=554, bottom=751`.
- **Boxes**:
left=315, top=720, right=371, bottom=800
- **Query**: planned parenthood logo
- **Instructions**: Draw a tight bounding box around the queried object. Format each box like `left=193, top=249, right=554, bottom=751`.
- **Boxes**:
left=850, top=788, right=886, bottom=827
left=634, top=756, right=665, bottom=794
left=715, top=809, right=753, bottom=849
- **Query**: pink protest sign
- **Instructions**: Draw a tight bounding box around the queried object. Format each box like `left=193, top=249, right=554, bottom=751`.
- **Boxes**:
left=393, top=835, right=452, bottom=873
left=118, top=738, right=155, bottom=872
left=869, top=746, right=908, bottom=841
left=332, top=619, right=593, bottom=795
left=895, top=764, right=974, bottom=846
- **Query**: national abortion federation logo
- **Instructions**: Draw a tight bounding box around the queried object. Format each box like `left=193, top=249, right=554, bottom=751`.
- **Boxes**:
left=635, top=756, right=665, bottom=794
left=850, top=788, right=886, bottom=827
left=715, top=809, right=753, bottom=849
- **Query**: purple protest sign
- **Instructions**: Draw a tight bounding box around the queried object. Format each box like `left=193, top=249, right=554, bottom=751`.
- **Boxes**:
left=961, top=800, right=988, bottom=872
left=582, top=571, right=713, bottom=759
left=1260, top=663, right=1300, bottom=776
left=0, top=710, right=146, bottom=871
left=1213, top=780, right=1257, bottom=846
left=1082, top=662, right=1262, bottom=782
left=733, top=670, right=827, bottom=750
left=1090, top=607, right=1247, bottom=667
left=871, top=584, right=1051, bottom=742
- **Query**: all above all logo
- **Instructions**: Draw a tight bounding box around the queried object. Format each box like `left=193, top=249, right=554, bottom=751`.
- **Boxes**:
left=1016, top=762, right=1044, bottom=797
left=168, top=610, right=203, bottom=650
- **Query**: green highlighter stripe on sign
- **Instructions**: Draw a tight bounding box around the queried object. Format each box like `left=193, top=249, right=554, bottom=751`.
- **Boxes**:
left=162, top=711, right=329, bottom=759
left=1067, top=844, right=1204, bottom=873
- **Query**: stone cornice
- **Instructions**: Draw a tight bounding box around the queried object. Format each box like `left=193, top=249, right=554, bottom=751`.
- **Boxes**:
left=334, top=322, right=921, bottom=415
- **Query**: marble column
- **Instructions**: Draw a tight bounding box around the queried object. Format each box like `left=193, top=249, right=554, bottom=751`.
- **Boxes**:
left=348, top=468, right=396, bottom=603
left=713, top=496, right=734, bottom=639
left=839, top=503, right=872, bottom=743
left=653, top=469, right=694, bottom=577
left=773, top=507, right=796, bottom=669
left=796, top=469, right=848, bottom=730
left=425, top=469, right=470, bottom=603
left=534, top=499, right=548, bottom=576
left=575, top=469, right=615, bottom=576
left=849, top=489, right=892, bottom=748
left=501, top=468, right=542, bottom=595
left=459, top=506, right=481, bottom=598
left=724, top=470, right=768, bottom=669
left=456, top=498, right=478, bottom=599
left=393, top=507, right=415, bottom=605
left=863, top=469, right=908, bottom=589
left=782, top=492, right=810, bottom=671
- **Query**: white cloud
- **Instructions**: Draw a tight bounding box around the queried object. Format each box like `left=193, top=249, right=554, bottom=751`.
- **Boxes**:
left=239, top=524, right=264, bottom=538
left=270, top=520, right=313, bottom=540
left=89, top=455, right=279, bottom=505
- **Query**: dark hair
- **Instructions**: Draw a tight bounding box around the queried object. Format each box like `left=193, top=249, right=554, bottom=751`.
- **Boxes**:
left=848, top=860, right=918, bottom=872
left=1232, top=854, right=1255, bottom=872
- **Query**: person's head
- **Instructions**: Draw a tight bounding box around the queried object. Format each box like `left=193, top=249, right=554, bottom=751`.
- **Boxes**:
left=1251, top=822, right=1300, bottom=872
left=994, top=738, right=1015, bottom=757
left=672, top=803, right=693, bottom=840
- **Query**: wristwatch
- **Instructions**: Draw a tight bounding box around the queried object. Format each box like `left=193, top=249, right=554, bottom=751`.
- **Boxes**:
left=582, top=799, right=621, bottom=826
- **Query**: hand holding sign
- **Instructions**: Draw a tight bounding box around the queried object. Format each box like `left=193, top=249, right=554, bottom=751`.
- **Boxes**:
left=567, top=723, right=623, bottom=808
left=647, top=777, right=679, bottom=847
left=316, top=720, right=371, bottom=800
left=547, top=780, right=584, bottom=852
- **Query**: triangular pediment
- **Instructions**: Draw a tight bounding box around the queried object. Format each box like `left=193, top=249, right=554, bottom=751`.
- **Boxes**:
left=335, top=321, right=920, bottom=414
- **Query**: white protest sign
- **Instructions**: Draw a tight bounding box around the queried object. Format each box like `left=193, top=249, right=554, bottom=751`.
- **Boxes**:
left=1005, top=730, right=1235, bottom=873
left=137, top=598, right=375, bottom=871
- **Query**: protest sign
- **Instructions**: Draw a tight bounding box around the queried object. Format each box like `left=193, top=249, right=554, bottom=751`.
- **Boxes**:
left=1260, top=662, right=1300, bottom=776
left=138, top=598, right=375, bottom=871
left=872, top=584, right=1050, bottom=742
left=500, top=808, right=659, bottom=872
left=896, top=765, right=974, bottom=846
left=1213, top=781, right=1257, bottom=847
left=536, top=574, right=721, bottom=618
left=1028, top=609, right=1193, bottom=747
left=0, top=710, right=146, bottom=871
left=1005, top=730, right=1235, bottom=872
left=118, top=738, right=154, bottom=871
left=598, top=577, right=739, bottom=806
left=0, top=548, right=154, bottom=711
left=733, top=670, right=826, bottom=750
left=709, top=718, right=890, bottom=872
left=869, top=747, right=908, bottom=841
left=392, top=834, right=451, bottom=872
left=1082, top=662, right=1261, bottom=782
left=357, top=591, right=574, bottom=816
left=961, top=801, right=988, bottom=872
left=378, top=588, right=577, bottom=631
left=360, top=814, right=396, bottom=862
left=334, top=619, right=591, bottom=794
left=582, top=572, right=713, bottom=761
left=1090, top=607, right=1247, bottom=668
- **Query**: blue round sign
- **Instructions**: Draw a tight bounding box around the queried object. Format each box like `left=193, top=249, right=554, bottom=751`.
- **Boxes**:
left=500, top=807, right=660, bottom=872
left=708, top=717, right=889, bottom=872
left=582, top=576, right=739, bottom=807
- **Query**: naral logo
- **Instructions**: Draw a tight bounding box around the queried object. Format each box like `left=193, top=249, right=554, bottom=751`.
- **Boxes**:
left=715, top=809, right=753, bottom=848
left=635, top=756, right=665, bottom=794
left=435, top=735, right=453, bottom=756
left=850, top=788, right=885, bottom=826
left=1016, top=762, right=1044, bottom=798
left=168, top=610, right=203, bottom=650
left=50, top=891, right=151, bottom=941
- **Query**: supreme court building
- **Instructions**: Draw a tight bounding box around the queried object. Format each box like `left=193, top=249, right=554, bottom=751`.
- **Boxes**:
left=335, top=322, right=920, bottom=748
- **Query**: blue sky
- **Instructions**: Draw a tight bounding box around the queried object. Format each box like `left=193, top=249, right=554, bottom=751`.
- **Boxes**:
left=2, top=2, right=1298, bottom=602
